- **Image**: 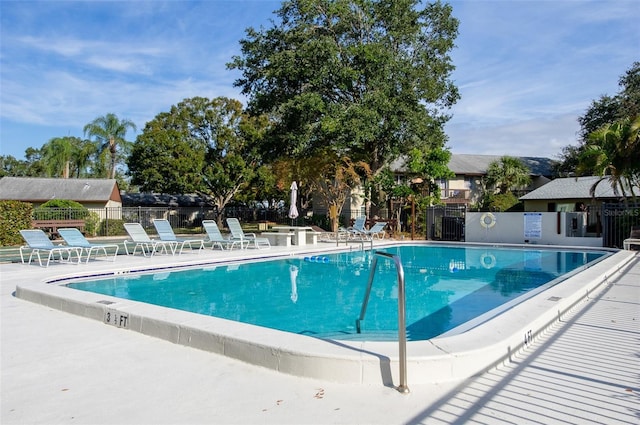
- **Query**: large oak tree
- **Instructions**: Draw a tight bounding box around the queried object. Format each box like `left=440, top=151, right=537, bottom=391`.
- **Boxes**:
left=127, top=97, right=268, bottom=225
left=228, top=0, right=460, bottom=176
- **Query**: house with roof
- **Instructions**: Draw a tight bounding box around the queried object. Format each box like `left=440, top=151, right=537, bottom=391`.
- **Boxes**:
left=329, top=154, right=555, bottom=222
left=389, top=153, right=555, bottom=207
left=519, top=175, right=640, bottom=241
left=120, top=193, right=206, bottom=207
left=519, top=175, right=633, bottom=212
left=0, top=177, right=121, bottom=208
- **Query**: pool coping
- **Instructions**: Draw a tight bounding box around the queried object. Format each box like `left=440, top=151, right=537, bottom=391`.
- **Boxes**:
left=13, top=242, right=636, bottom=386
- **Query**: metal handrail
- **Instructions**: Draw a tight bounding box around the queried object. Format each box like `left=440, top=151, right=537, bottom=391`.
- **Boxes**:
left=356, top=251, right=409, bottom=394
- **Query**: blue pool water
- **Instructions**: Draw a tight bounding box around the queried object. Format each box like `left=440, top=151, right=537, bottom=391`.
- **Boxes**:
left=67, top=245, right=608, bottom=341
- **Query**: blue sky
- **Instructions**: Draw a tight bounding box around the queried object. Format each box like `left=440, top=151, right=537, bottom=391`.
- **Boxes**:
left=1, top=0, right=638, bottom=162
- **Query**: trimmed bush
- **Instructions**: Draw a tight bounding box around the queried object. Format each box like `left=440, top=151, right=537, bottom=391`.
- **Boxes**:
left=0, top=201, right=33, bottom=246
left=98, top=219, right=126, bottom=237
left=484, top=192, right=520, bottom=212
left=33, top=199, right=90, bottom=220
left=85, top=211, right=100, bottom=236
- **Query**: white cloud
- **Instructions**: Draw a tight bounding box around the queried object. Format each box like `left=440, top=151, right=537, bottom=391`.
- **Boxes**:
left=447, top=113, right=581, bottom=158
left=17, top=35, right=166, bottom=58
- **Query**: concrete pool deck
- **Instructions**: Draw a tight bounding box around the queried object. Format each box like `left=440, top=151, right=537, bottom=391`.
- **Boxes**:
left=1, top=243, right=638, bottom=424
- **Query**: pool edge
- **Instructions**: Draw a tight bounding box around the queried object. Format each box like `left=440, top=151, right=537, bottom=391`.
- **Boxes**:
left=13, top=247, right=635, bottom=385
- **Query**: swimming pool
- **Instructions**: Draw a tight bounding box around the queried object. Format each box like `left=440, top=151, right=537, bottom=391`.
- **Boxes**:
left=66, top=245, right=608, bottom=341
left=15, top=242, right=632, bottom=384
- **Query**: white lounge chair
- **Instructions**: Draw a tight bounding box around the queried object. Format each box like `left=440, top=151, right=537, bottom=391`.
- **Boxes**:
left=123, top=223, right=178, bottom=256
left=623, top=225, right=640, bottom=250
left=361, top=221, right=387, bottom=240
left=347, top=216, right=367, bottom=238
left=310, top=225, right=349, bottom=242
left=153, top=219, right=205, bottom=254
left=226, top=218, right=270, bottom=249
left=202, top=220, right=247, bottom=250
left=19, top=229, right=81, bottom=267
left=58, top=227, right=119, bottom=263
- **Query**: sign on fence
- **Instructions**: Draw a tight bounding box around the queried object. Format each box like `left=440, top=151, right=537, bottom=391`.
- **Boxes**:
left=524, top=213, right=542, bottom=239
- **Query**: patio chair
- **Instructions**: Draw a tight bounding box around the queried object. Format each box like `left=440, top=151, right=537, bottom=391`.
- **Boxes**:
left=153, top=219, right=205, bottom=255
left=623, top=225, right=640, bottom=250
left=202, top=220, right=248, bottom=250
left=310, top=225, right=349, bottom=242
left=19, top=229, right=81, bottom=267
left=226, top=218, right=271, bottom=249
left=58, top=227, right=119, bottom=263
left=361, top=221, right=387, bottom=240
left=123, top=223, right=178, bottom=257
left=347, top=216, right=367, bottom=238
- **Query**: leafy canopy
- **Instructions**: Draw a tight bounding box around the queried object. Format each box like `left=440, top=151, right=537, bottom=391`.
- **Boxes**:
left=485, top=156, right=531, bottom=195
left=228, top=0, right=459, bottom=174
left=578, top=116, right=640, bottom=201
left=127, top=97, right=267, bottom=222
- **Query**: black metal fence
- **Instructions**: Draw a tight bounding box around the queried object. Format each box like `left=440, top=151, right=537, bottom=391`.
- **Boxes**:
left=601, top=203, right=640, bottom=248
left=26, top=203, right=640, bottom=247
left=424, top=203, right=640, bottom=248
left=121, top=205, right=297, bottom=233
left=425, top=205, right=467, bottom=241
left=30, top=205, right=296, bottom=237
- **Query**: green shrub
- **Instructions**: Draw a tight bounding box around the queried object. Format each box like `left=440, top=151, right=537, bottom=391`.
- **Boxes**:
left=308, top=214, right=331, bottom=230
left=0, top=201, right=33, bottom=246
left=84, top=211, right=100, bottom=236
left=99, top=219, right=126, bottom=236
left=484, top=192, right=520, bottom=212
left=34, top=199, right=90, bottom=220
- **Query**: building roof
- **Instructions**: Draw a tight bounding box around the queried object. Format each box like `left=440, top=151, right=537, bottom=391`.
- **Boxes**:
left=449, top=154, right=554, bottom=176
left=519, top=176, right=633, bottom=200
left=390, top=154, right=555, bottom=176
left=0, top=177, right=120, bottom=203
left=121, top=193, right=207, bottom=207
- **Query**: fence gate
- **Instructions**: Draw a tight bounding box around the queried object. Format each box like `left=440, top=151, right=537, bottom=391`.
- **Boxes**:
left=426, top=205, right=467, bottom=241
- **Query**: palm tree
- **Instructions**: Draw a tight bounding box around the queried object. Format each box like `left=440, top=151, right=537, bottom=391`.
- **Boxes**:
left=83, top=113, right=137, bottom=179
left=41, top=137, right=75, bottom=178
left=70, top=137, right=99, bottom=178
left=578, top=116, right=640, bottom=202
left=485, top=156, right=532, bottom=194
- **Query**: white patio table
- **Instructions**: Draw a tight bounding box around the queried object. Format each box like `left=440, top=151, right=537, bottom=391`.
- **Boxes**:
left=271, top=226, right=315, bottom=246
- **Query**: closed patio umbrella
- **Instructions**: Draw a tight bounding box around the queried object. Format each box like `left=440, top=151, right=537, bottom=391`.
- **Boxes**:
left=288, top=181, right=299, bottom=223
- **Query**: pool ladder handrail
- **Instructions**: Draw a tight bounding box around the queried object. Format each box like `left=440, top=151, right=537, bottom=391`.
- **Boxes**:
left=356, top=250, right=409, bottom=394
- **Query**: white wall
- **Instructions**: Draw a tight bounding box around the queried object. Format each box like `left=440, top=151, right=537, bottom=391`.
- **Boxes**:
left=465, top=212, right=603, bottom=247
